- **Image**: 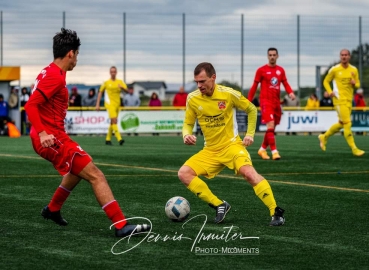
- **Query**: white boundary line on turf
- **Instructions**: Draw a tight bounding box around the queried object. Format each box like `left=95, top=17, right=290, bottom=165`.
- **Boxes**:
left=1, top=153, right=368, bottom=193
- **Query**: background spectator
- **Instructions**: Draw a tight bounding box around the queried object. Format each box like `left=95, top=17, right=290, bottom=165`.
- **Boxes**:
left=172, top=86, right=187, bottom=107
left=0, top=94, right=12, bottom=135
left=354, top=88, right=366, bottom=135
left=251, top=96, right=260, bottom=107
left=69, top=86, right=82, bottom=106
left=148, top=92, right=162, bottom=107
left=149, top=92, right=161, bottom=136
left=320, top=91, right=333, bottom=107
left=8, top=87, right=19, bottom=109
left=20, top=87, right=30, bottom=107
left=82, top=88, right=97, bottom=106
left=123, top=86, right=141, bottom=107
left=20, top=87, right=30, bottom=135
left=282, top=93, right=299, bottom=107
left=123, top=86, right=140, bottom=136
left=305, top=93, right=319, bottom=110
left=354, top=88, right=366, bottom=107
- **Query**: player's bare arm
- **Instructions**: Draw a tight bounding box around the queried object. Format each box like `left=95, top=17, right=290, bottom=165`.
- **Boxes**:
left=183, top=134, right=196, bottom=145
left=39, top=130, right=55, bottom=148
left=95, top=91, right=103, bottom=110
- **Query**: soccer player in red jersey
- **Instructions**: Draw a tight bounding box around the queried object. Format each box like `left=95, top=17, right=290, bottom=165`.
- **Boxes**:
left=248, top=48, right=296, bottom=160
left=24, top=28, right=150, bottom=237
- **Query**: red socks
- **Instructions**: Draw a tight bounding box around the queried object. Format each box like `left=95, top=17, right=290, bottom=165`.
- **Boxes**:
left=48, top=186, right=71, bottom=212
left=262, top=132, right=269, bottom=149
left=266, top=128, right=276, bottom=151
left=102, top=200, right=127, bottom=229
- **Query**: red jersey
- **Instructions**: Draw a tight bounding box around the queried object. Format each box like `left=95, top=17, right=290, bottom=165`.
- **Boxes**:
left=25, top=63, right=68, bottom=136
left=354, top=94, right=366, bottom=107
left=173, top=92, right=188, bottom=107
left=248, top=64, right=293, bottom=105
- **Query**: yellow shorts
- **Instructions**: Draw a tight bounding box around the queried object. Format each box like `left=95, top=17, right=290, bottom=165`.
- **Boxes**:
left=106, top=105, right=120, bottom=119
left=334, top=102, right=352, bottom=123
left=184, top=142, right=253, bottom=179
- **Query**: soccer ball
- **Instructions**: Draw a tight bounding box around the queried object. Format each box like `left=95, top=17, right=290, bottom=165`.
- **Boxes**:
left=165, top=196, right=191, bottom=222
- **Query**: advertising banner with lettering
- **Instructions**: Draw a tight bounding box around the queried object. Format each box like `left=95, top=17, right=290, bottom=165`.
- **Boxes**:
left=65, top=110, right=195, bottom=134
left=258, top=111, right=337, bottom=132
left=351, top=111, right=369, bottom=131
left=118, top=110, right=196, bottom=133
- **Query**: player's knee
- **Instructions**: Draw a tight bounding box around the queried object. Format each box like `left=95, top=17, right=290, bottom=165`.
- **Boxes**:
left=240, top=165, right=263, bottom=186
left=82, top=164, right=106, bottom=183
left=178, top=166, right=194, bottom=185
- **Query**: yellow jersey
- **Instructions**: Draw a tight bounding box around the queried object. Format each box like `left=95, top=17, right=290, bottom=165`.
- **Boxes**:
left=305, top=98, right=319, bottom=110
left=99, top=79, right=127, bottom=107
left=323, top=64, right=360, bottom=105
left=182, top=84, right=257, bottom=151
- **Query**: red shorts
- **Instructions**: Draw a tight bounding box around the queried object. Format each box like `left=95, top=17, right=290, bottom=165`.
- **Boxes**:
left=30, top=129, right=92, bottom=176
left=260, top=103, right=282, bottom=125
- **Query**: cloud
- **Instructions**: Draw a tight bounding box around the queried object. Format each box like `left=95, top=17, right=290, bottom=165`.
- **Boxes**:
left=2, top=0, right=369, bottom=88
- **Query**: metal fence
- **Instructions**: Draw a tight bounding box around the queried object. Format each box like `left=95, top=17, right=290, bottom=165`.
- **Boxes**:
left=0, top=11, right=368, bottom=97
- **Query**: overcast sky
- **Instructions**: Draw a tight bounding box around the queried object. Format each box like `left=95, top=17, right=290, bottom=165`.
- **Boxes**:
left=2, top=0, right=369, bottom=89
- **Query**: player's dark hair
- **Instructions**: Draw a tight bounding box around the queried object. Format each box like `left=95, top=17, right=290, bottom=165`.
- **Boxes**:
left=53, top=28, right=81, bottom=59
left=194, top=62, right=216, bottom=77
left=268, top=47, right=278, bottom=54
left=110, top=66, right=117, bottom=70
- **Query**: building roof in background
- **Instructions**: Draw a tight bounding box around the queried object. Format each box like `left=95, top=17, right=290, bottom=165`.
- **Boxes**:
left=132, top=81, right=167, bottom=90
left=166, top=82, right=197, bottom=93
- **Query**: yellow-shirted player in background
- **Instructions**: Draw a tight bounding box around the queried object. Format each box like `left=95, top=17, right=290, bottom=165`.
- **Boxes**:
left=178, top=62, right=285, bottom=226
left=96, top=66, right=127, bottom=145
left=319, top=49, right=365, bottom=156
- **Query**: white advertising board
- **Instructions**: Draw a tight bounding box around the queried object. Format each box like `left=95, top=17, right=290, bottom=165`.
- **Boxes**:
left=259, top=111, right=338, bottom=132
left=65, top=110, right=194, bottom=134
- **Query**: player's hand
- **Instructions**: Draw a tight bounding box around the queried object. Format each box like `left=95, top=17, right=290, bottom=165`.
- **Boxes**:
left=289, top=92, right=296, bottom=100
left=39, top=131, right=55, bottom=148
left=184, top=135, right=196, bottom=145
left=243, top=135, right=254, bottom=147
left=95, top=105, right=100, bottom=111
left=329, top=92, right=336, bottom=98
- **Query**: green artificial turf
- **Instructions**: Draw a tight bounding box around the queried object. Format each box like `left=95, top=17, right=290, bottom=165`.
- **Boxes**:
left=0, top=134, right=368, bottom=269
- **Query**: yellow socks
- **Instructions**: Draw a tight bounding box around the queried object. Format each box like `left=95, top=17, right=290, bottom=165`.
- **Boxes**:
left=187, top=177, right=223, bottom=206
left=343, top=122, right=357, bottom=150
left=106, top=125, right=113, bottom=141
left=324, top=122, right=343, bottom=139
left=111, top=124, right=122, bottom=141
left=253, top=179, right=277, bottom=216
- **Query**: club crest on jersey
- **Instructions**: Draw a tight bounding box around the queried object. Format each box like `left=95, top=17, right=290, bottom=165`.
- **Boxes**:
left=218, top=101, right=226, bottom=110
left=276, top=70, right=281, bottom=76
left=270, top=77, right=278, bottom=86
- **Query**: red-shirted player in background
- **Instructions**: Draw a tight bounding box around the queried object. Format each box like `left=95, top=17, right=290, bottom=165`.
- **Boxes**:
left=25, top=28, right=150, bottom=237
left=248, top=48, right=296, bottom=160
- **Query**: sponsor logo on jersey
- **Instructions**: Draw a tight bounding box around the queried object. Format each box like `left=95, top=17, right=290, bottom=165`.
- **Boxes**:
left=218, top=101, right=226, bottom=110
left=203, top=113, right=225, bottom=128
left=270, top=77, right=278, bottom=86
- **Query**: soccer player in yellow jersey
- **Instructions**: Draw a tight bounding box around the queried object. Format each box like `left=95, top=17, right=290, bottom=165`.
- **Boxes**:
left=319, top=49, right=365, bottom=156
left=96, top=66, right=127, bottom=145
left=178, top=62, right=285, bottom=226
